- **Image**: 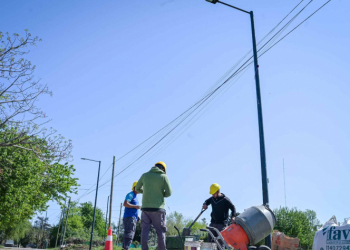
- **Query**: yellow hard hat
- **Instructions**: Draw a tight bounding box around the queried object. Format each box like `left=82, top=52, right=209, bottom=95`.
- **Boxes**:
left=132, top=181, right=138, bottom=191
left=210, top=183, right=221, bottom=195
left=155, top=161, right=167, bottom=174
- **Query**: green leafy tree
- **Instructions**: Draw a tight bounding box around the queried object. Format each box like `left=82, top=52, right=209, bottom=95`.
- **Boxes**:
left=273, top=207, right=320, bottom=249
left=80, top=202, right=106, bottom=238
left=50, top=202, right=90, bottom=246
left=2, top=219, right=32, bottom=246
left=13, top=216, right=51, bottom=248
left=133, top=220, right=142, bottom=243
left=0, top=135, right=78, bottom=236
left=166, top=211, right=190, bottom=236
left=185, top=221, right=207, bottom=240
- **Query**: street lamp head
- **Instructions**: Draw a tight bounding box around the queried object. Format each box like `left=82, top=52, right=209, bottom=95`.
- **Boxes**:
left=81, top=158, right=100, bottom=163
left=206, top=0, right=218, bottom=4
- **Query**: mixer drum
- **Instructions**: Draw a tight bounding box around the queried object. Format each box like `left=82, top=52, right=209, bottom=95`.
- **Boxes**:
left=235, top=205, right=276, bottom=245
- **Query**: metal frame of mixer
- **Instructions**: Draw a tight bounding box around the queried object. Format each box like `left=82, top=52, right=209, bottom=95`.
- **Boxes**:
left=200, top=226, right=271, bottom=250
left=200, top=227, right=231, bottom=250
left=177, top=205, right=275, bottom=250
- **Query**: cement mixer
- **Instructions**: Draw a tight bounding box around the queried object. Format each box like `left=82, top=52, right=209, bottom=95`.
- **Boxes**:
left=200, top=205, right=276, bottom=250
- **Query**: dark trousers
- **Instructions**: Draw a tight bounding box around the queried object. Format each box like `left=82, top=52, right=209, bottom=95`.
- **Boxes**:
left=208, top=223, right=226, bottom=247
left=123, top=217, right=137, bottom=250
left=141, top=211, right=167, bottom=250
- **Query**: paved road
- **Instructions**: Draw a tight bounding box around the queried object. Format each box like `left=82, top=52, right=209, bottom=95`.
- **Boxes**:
left=3, top=247, right=45, bottom=250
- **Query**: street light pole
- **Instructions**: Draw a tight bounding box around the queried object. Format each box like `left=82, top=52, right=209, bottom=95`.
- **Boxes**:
left=81, top=158, right=101, bottom=250
left=249, top=10, right=270, bottom=210
left=205, top=0, right=271, bottom=247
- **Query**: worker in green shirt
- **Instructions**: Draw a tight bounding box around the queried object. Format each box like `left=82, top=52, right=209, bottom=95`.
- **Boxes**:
left=135, top=161, right=172, bottom=250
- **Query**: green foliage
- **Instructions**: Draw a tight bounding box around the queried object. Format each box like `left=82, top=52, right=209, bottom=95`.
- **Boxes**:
left=166, top=211, right=190, bottom=236
left=13, top=216, right=52, bottom=248
left=166, top=211, right=207, bottom=240
left=273, top=207, right=320, bottom=249
left=80, top=202, right=105, bottom=238
left=0, top=220, right=32, bottom=244
left=133, top=220, right=142, bottom=243
left=0, top=129, right=78, bottom=236
left=50, top=202, right=106, bottom=247
left=185, top=221, right=207, bottom=240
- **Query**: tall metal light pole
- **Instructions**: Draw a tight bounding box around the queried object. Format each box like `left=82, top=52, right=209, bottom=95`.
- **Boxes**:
left=81, top=158, right=101, bottom=250
left=205, top=0, right=271, bottom=247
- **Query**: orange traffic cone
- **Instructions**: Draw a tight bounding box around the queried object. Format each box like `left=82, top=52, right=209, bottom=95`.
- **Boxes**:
left=104, top=226, right=113, bottom=250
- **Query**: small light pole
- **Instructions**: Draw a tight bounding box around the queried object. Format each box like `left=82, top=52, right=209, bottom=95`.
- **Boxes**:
left=205, top=0, right=271, bottom=247
left=81, top=158, right=101, bottom=250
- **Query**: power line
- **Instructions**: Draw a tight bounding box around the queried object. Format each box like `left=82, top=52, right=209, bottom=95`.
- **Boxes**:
left=77, top=162, right=113, bottom=201
left=79, top=2, right=313, bottom=201
left=260, top=0, right=332, bottom=57
left=77, top=0, right=332, bottom=200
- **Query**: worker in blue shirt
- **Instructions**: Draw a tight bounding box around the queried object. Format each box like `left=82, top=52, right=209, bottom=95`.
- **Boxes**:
left=123, top=181, right=141, bottom=250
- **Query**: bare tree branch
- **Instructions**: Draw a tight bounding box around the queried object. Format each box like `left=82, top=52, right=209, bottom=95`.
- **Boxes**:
left=0, top=30, right=72, bottom=161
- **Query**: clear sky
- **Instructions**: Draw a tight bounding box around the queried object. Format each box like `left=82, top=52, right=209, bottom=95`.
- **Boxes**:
left=2, top=0, right=349, bottom=227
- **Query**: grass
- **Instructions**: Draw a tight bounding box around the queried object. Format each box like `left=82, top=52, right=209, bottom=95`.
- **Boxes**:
left=47, top=244, right=142, bottom=250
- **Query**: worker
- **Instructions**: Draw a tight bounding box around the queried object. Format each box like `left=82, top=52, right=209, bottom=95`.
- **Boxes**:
left=202, top=183, right=236, bottom=243
left=122, top=181, right=141, bottom=250
left=135, top=161, right=172, bottom=250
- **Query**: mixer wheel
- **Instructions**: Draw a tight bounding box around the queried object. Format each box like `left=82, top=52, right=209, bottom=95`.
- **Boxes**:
left=258, top=245, right=271, bottom=250
left=248, top=246, right=257, bottom=250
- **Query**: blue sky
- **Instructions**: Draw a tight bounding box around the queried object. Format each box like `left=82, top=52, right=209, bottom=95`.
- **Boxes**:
left=2, top=0, right=349, bottom=227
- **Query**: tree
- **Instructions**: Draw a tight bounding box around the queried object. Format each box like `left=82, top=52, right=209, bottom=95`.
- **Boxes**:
left=185, top=221, right=207, bottom=240
left=0, top=136, right=78, bottom=235
left=34, top=216, right=51, bottom=248
left=273, top=207, right=320, bottom=249
left=50, top=202, right=90, bottom=247
left=1, top=219, right=32, bottom=245
left=134, top=220, right=142, bottom=243
left=166, top=211, right=190, bottom=236
left=0, top=30, right=72, bottom=161
left=80, top=202, right=106, bottom=238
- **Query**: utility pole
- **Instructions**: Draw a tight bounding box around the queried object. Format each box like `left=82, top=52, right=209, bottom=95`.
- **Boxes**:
left=109, top=156, right=115, bottom=228
left=55, top=210, right=64, bottom=248
left=104, top=196, right=110, bottom=240
left=40, top=214, right=44, bottom=248
left=42, top=211, right=47, bottom=248
left=59, top=200, right=67, bottom=248
left=61, top=198, right=71, bottom=250
left=116, top=203, right=123, bottom=247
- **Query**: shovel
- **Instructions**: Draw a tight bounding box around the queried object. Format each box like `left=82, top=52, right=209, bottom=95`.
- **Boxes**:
left=182, top=208, right=207, bottom=236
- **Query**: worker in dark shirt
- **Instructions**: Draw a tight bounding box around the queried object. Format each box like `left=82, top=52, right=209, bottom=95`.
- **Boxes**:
left=202, top=183, right=236, bottom=243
